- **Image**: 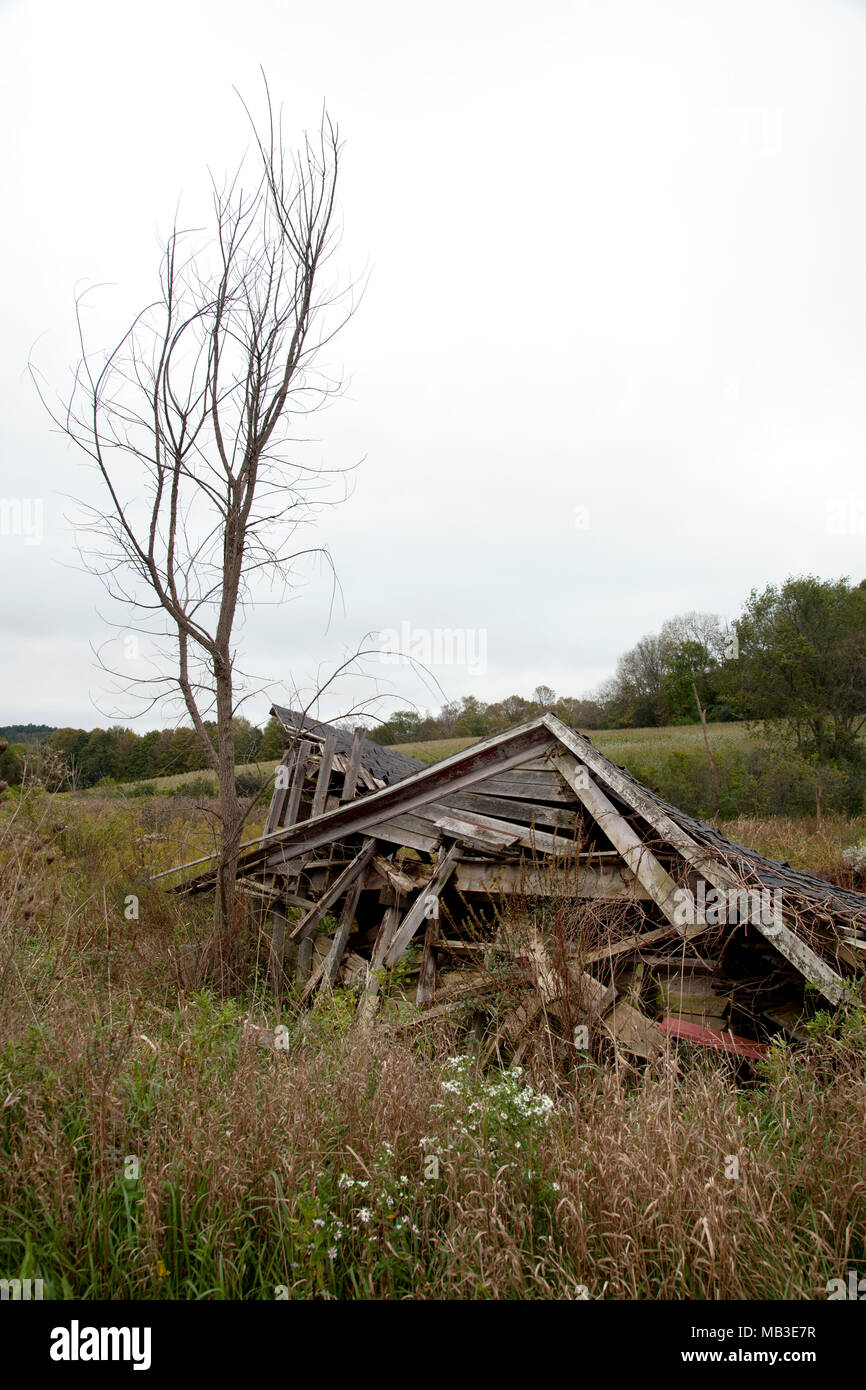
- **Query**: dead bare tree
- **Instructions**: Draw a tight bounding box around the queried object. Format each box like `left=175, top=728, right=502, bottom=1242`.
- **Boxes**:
left=35, top=79, right=353, bottom=931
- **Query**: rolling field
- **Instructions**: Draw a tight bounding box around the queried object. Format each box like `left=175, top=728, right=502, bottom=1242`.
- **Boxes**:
left=390, top=721, right=756, bottom=766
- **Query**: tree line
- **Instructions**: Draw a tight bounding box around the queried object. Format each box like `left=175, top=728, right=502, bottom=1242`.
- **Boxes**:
left=0, top=717, right=286, bottom=791
left=2, top=574, right=863, bottom=804
left=371, top=575, right=866, bottom=795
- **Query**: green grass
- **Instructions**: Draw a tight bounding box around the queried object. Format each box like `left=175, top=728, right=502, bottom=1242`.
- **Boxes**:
left=390, top=722, right=754, bottom=766
left=590, top=720, right=753, bottom=762
left=390, top=737, right=480, bottom=763
left=69, top=759, right=282, bottom=796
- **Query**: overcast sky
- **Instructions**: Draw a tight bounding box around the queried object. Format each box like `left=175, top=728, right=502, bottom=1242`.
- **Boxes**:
left=2, top=0, right=865, bottom=732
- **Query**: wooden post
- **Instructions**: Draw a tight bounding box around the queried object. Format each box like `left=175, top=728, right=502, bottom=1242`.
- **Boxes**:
left=551, top=751, right=688, bottom=930
left=310, top=729, right=337, bottom=820
left=262, top=748, right=295, bottom=839
left=384, top=844, right=460, bottom=968
left=302, top=870, right=367, bottom=1001
left=296, top=935, right=313, bottom=986
left=283, top=740, right=312, bottom=828
left=416, top=906, right=441, bottom=1005
left=341, top=727, right=365, bottom=802
left=359, top=901, right=401, bottom=1020
left=289, top=839, right=377, bottom=943
left=268, top=898, right=287, bottom=997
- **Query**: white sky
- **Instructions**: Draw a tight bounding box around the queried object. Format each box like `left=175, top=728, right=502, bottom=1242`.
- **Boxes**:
left=2, top=0, right=866, bottom=731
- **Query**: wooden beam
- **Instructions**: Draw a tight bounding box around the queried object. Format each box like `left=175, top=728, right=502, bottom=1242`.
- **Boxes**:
left=359, top=901, right=402, bottom=1019
left=268, top=898, right=288, bottom=995
left=363, top=814, right=440, bottom=854
left=384, top=844, right=461, bottom=967
left=282, top=740, right=312, bottom=828
left=452, top=858, right=650, bottom=899
left=443, top=788, right=582, bottom=830
left=302, top=869, right=367, bottom=1001
left=552, top=751, right=688, bottom=929
left=296, top=935, right=313, bottom=986
left=262, top=749, right=295, bottom=838
left=601, top=1000, right=664, bottom=1059
left=310, top=729, right=337, bottom=820
left=475, top=770, right=574, bottom=803
left=416, top=903, right=441, bottom=1005
left=341, top=728, right=365, bottom=801
left=434, top=814, right=520, bottom=852
left=430, top=801, right=578, bottom=858
left=582, top=920, right=711, bottom=964
left=289, top=839, right=377, bottom=943
left=545, top=717, right=852, bottom=1007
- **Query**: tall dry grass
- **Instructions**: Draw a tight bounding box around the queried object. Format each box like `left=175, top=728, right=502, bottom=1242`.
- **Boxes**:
left=1, top=788, right=865, bottom=1300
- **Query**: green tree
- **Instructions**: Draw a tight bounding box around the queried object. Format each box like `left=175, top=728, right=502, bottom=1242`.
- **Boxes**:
left=727, top=575, right=866, bottom=764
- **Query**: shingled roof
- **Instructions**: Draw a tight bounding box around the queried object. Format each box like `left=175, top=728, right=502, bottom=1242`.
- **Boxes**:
left=270, top=705, right=425, bottom=787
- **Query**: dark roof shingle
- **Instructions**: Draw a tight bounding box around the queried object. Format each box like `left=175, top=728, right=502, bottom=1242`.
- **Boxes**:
left=270, top=705, right=425, bottom=787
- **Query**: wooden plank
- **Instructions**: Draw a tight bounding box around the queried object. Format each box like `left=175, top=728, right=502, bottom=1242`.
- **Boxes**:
left=302, top=870, right=367, bottom=1001
left=296, top=934, right=313, bottom=985
left=310, top=730, right=337, bottom=820
left=365, top=815, right=440, bottom=854
left=359, top=902, right=402, bottom=1019
left=283, top=740, right=312, bottom=828
left=501, top=995, right=543, bottom=1040
left=341, top=727, right=365, bottom=801
left=356, top=763, right=379, bottom=791
left=416, top=901, right=441, bottom=1005
left=384, top=845, right=461, bottom=967
left=453, top=859, right=650, bottom=899
left=429, top=800, right=579, bottom=858
left=289, top=839, right=376, bottom=942
left=601, top=1000, right=664, bottom=1059
left=582, top=921, right=710, bottom=963
left=544, top=716, right=852, bottom=1007
left=434, top=814, right=520, bottom=852
left=442, top=788, right=582, bottom=830
left=262, top=749, right=295, bottom=837
left=268, top=899, right=288, bottom=994
left=525, top=928, right=560, bottom=1003
left=552, top=751, right=687, bottom=928
left=372, top=855, right=427, bottom=896
left=570, top=969, right=617, bottom=1020
left=475, top=770, right=574, bottom=803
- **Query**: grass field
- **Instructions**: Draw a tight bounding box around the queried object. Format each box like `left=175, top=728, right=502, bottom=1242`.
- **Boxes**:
left=1, top=781, right=865, bottom=1300
left=391, top=721, right=756, bottom=766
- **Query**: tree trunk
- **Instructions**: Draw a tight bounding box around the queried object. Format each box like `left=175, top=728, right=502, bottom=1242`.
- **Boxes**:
left=693, top=682, right=721, bottom=822
left=213, top=665, right=243, bottom=934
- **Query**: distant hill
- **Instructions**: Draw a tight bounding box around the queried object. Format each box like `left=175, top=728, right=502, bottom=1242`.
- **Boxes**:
left=0, top=724, right=56, bottom=747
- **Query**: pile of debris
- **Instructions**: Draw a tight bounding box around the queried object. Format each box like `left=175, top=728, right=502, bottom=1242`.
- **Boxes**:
left=165, top=712, right=866, bottom=1065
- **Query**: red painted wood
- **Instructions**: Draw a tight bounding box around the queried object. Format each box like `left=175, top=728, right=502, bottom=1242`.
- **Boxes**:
left=660, top=1016, right=769, bottom=1060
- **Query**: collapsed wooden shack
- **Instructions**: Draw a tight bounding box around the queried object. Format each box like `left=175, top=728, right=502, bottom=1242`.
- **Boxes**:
left=169, top=713, right=866, bottom=1064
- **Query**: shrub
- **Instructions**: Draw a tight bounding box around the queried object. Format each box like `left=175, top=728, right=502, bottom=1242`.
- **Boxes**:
left=170, top=775, right=218, bottom=799
left=235, top=769, right=266, bottom=798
